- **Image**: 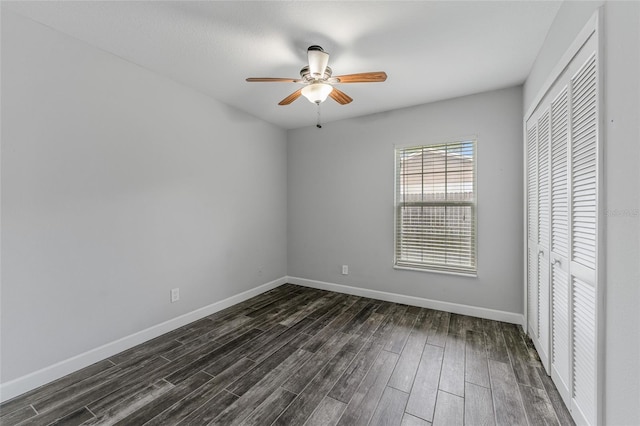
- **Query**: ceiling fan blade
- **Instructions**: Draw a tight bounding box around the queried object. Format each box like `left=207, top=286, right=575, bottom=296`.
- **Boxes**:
left=246, top=77, right=301, bottom=83
left=308, top=46, right=330, bottom=79
left=278, top=89, right=303, bottom=105
left=334, top=72, right=387, bottom=83
left=329, top=87, right=353, bottom=105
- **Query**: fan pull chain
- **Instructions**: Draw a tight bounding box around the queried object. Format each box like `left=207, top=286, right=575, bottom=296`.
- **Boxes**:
left=316, top=102, right=322, bottom=128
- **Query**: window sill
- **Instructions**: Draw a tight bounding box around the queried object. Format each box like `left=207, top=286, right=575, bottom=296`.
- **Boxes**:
left=393, top=265, right=477, bottom=278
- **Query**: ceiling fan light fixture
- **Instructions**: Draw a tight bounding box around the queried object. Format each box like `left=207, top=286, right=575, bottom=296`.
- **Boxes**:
left=301, top=82, right=333, bottom=104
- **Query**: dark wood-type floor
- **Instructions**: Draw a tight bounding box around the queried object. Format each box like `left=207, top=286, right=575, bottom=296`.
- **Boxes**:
left=0, top=284, right=574, bottom=426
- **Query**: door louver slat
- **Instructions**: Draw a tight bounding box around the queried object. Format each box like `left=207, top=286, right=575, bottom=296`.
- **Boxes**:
left=571, top=54, right=597, bottom=270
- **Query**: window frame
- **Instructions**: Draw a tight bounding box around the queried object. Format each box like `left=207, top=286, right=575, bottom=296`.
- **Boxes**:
left=394, top=139, right=478, bottom=276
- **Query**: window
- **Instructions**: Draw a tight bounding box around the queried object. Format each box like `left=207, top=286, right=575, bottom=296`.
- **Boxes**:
left=395, top=140, right=477, bottom=274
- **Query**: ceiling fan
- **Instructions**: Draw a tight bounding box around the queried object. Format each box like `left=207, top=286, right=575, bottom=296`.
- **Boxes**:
left=246, top=45, right=387, bottom=107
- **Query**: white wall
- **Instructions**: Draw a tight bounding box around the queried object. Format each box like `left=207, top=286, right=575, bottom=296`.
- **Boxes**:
left=1, top=10, right=287, bottom=385
left=524, top=2, right=640, bottom=424
left=288, top=86, right=523, bottom=316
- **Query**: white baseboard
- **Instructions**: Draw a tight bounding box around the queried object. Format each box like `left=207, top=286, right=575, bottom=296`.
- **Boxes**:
left=287, top=276, right=525, bottom=325
left=0, top=276, right=287, bottom=403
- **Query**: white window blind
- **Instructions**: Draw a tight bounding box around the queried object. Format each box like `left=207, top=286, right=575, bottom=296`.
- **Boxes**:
left=395, top=141, right=477, bottom=274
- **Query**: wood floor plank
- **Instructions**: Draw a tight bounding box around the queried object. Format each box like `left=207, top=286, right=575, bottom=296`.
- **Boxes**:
left=243, top=317, right=315, bottom=363
left=281, top=331, right=352, bottom=395
left=304, top=299, right=373, bottom=353
left=109, top=333, right=183, bottom=366
left=209, top=348, right=314, bottom=425
left=514, top=322, right=544, bottom=368
left=463, top=315, right=484, bottom=332
left=270, top=290, right=329, bottom=327
left=375, top=304, right=409, bottom=346
left=33, top=355, right=165, bottom=413
left=177, top=390, right=238, bottom=425
left=143, top=358, right=256, bottom=425
left=501, top=324, right=544, bottom=389
left=339, top=301, right=378, bottom=333
left=281, top=293, right=339, bottom=326
left=536, top=367, right=575, bottom=426
left=200, top=324, right=287, bottom=376
left=199, top=315, right=257, bottom=345
left=432, top=390, right=464, bottom=426
left=439, top=329, right=466, bottom=397
left=158, top=333, right=221, bottom=362
left=221, top=286, right=289, bottom=315
left=385, top=309, right=417, bottom=354
left=388, top=326, right=428, bottom=393
left=305, top=397, right=346, bottom=426
left=465, top=382, right=495, bottom=426
left=0, top=359, right=115, bottom=415
left=488, top=359, right=528, bottom=426
left=368, top=386, right=409, bottom=426
left=204, top=324, right=310, bottom=376
left=48, top=406, right=94, bottom=426
left=405, top=344, right=444, bottom=422
left=426, top=310, right=450, bottom=347
left=164, top=328, right=263, bottom=385
left=374, top=301, right=396, bottom=316
left=82, top=380, right=174, bottom=425
left=336, top=350, right=399, bottom=426
left=171, top=317, right=221, bottom=344
left=111, top=371, right=212, bottom=425
left=20, top=357, right=171, bottom=425
left=238, top=386, right=297, bottom=426
left=483, top=319, right=510, bottom=363
left=465, top=329, right=491, bottom=388
left=327, top=337, right=385, bottom=404
left=303, top=296, right=359, bottom=336
left=354, top=311, right=386, bottom=339
left=251, top=291, right=326, bottom=330
left=305, top=293, right=350, bottom=321
left=275, top=346, right=358, bottom=425
left=401, top=413, right=432, bottom=426
left=342, top=312, right=386, bottom=354
left=226, top=342, right=303, bottom=396
left=388, top=308, right=433, bottom=381
left=246, top=290, right=314, bottom=319
left=519, top=383, right=561, bottom=426
left=0, top=404, right=37, bottom=425
left=159, top=319, right=253, bottom=368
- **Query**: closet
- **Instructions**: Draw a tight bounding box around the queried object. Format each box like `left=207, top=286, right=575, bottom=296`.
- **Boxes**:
left=524, top=14, right=602, bottom=426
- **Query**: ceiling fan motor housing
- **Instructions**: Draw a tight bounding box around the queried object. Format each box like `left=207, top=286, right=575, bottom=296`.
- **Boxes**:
left=307, top=45, right=330, bottom=79
left=300, top=65, right=332, bottom=82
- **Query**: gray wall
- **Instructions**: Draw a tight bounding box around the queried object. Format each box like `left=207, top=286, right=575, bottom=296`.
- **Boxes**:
left=524, top=2, right=640, bottom=423
left=288, top=86, right=524, bottom=315
left=1, top=10, right=287, bottom=382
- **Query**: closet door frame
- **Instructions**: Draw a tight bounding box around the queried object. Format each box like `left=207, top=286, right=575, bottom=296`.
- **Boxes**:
left=523, top=9, right=604, bottom=426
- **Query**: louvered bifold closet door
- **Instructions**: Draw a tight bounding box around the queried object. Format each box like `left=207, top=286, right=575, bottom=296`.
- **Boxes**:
left=526, top=123, right=539, bottom=341
left=570, top=52, right=598, bottom=426
left=537, top=109, right=551, bottom=368
left=526, top=21, right=600, bottom=426
left=550, top=87, right=571, bottom=404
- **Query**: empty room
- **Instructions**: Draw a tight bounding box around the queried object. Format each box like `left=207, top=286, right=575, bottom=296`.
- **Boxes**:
left=1, top=1, right=638, bottom=425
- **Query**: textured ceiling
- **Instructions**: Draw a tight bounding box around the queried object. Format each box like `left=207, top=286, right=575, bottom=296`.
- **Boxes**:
left=4, top=1, right=562, bottom=129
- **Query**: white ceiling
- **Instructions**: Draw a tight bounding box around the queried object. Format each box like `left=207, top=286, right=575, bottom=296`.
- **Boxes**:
left=5, top=1, right=562, bottom=130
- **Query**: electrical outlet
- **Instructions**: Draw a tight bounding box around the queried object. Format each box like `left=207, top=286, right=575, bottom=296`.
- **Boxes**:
left=171, top=288, right=179, bottom=303
left=342, top=265, right=349, bottom=275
